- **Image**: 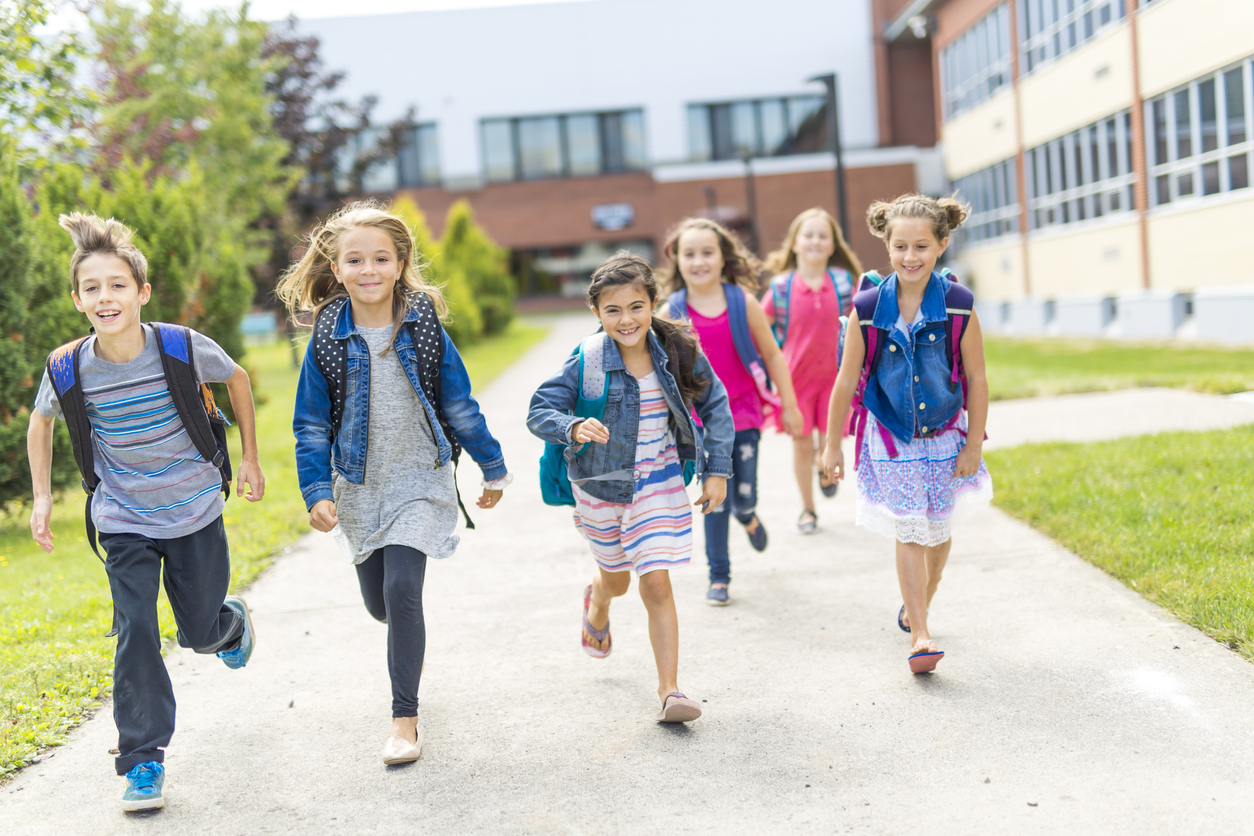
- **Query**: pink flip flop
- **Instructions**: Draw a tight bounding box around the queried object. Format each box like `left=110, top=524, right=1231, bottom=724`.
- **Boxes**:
left=581, top=584, right=611, bottom=658
left=656, top=692, right=702, bottom=723
left=909, top=646, right=944, bottom=674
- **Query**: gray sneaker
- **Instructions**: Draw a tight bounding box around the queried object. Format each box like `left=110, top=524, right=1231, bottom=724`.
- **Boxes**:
left=216, top=595, right=255, bottom=669
left=705, top=584, right=730, bottom=606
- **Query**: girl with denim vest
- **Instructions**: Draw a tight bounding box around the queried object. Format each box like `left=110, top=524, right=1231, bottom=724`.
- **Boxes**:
left=660, top=218, right=804, bottom=607
left=527, top=252, right=734, bottom=723
left=762, top=208, right=863, bottom=534
left=279, top=202, right=510, bottom=763
left=820, top=194, right=992, bottom=674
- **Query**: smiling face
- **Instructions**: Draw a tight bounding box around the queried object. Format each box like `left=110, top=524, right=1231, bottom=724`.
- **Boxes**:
left=887, top=218, right=948, bottom=286
left=593, top=282, right=654, bottom=352
left=72, top=254, right=150, bottom=336
left=332, top=225, right=403, bottom=316
left=792, top=216, right=836, bottom=268
left=676, top=227, right=725, bottom=292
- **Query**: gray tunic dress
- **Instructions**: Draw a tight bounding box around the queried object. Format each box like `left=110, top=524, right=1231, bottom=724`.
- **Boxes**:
left=333, top=325, right=460, bottom=561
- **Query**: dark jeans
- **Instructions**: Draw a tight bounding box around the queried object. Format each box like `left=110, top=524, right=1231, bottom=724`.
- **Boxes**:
left=355, top=545, right=428, bottom=718
left=100, top=516, right=243, bottom=775
left=704, top=428, right=760, bottom=585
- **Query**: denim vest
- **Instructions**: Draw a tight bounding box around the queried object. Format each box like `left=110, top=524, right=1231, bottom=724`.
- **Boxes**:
left=293, top=301, right=507, bottom=511
left=861, top=272, right=965, bottom=444
left=527, top=329, right=734, bottom=503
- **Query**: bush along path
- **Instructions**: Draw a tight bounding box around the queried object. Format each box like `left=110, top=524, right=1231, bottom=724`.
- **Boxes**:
left=3, top=317, right=1254, bottom=834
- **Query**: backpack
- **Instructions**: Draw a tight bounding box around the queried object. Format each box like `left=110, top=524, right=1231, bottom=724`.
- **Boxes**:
left=666, top=284, right=781, bottom=414
left=848, top=271, right=977, bottom=469
left=539, top=332, right=695, bottom=507
left=46, top=323, right=233, bottom=637
left=311, top=292, right=475, bottom=528
left=768, top=268, right=853, bottom=347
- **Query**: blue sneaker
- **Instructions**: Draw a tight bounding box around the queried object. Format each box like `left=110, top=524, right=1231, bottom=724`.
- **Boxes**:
left=121, top=761, right=164, bottom=811
left=705, top=584, right=730, bottom=606
left=216, top=595, right=255, bottom=669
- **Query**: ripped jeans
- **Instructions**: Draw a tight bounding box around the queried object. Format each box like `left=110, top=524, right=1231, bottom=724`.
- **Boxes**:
left=703, top=428, right=760, bottom=585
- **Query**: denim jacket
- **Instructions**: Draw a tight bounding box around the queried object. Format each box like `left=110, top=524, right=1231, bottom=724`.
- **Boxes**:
left=527, top=329, right=735, bottom=503
left=862, top=272, right=964, bottom=444
left=293, top=301, right=507, bottom=511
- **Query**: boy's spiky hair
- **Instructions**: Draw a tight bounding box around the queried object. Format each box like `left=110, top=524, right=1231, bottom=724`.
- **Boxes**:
left=58, top=212, right=149, bottom=292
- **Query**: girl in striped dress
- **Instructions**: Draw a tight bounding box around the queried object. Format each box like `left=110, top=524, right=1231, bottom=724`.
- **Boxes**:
left=528, top=252, right=735, bottom=722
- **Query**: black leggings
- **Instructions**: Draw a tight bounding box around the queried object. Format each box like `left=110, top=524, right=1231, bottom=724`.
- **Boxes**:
left=355, top=545, right=427, bottom=717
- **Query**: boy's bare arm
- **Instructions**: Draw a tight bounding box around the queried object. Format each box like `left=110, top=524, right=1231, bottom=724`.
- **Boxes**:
left=224, top=364, right=265, bottom=501
left=27, top=410, right=57, bottom=553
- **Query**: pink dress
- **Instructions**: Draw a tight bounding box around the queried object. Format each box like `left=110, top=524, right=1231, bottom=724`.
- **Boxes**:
left=687, top=305, right=765, bottom=432
left=762, top=271, right=851, bottom=435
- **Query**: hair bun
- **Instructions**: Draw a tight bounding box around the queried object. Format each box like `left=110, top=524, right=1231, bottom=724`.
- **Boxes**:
left=865, top=202, right=892, bottom=239
left=937, top=198, right=970, bottom=233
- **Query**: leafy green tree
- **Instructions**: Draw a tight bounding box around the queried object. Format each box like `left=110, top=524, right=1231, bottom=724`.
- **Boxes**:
left=392, top=196, right=482, bottom=346
left=0, top=133, right=38, bottom=503
left=441, top=200, right=514, bottom=336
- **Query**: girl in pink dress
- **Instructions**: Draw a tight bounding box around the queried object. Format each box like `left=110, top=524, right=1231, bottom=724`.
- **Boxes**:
left=662, top=218, right=804, bottom=606
left=762, top=208, right=864, bottom=534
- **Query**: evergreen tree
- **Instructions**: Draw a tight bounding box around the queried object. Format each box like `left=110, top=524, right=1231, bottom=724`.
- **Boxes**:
left=441, top=200, right=514, bottom=336
left=0, top=133, right=37, bottom=504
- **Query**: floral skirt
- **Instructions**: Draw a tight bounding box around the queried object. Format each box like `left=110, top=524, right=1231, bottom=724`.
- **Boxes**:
left=855, top=413, right=993, bottom=546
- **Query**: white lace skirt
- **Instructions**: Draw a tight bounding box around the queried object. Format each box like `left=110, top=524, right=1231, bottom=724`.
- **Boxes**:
left=855, top=413, right=993, bottom=546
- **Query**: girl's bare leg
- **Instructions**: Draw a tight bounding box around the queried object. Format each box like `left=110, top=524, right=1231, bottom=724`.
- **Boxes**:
left=896, top=540, right=934, bottom=648
left=637, top=569, right=680, bottom=702
left=792, top=434, right=817, bottom=514
left=899, top=539, right=952, bottom=631
left=585, top=566, right=630, bottom=653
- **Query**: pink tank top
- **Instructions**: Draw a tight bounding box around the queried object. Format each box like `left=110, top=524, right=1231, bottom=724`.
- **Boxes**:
left=688, top=305, right=763, bottom=431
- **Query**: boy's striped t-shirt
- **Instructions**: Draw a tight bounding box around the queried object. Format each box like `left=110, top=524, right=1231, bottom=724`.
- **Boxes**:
left=35, top=324, right=237, bottom=538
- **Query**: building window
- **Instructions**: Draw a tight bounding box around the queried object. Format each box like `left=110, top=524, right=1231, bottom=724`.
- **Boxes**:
left=940, top=4, right=1012, bottom=120
left=397, top=124, right=440, bottom=188
left=1018, top=0, right=1126, bottom=75
left=338, top=123, right=441, bottom=193
left=687, top=96, right=826, bottom=162
left=480, top=110, right=646, bottom=182
left=1148, top=58, right=1253, bottom=208
left=950, top=159, right=1020, bottom=247
left=1026, top=110, right=1135, bottom=230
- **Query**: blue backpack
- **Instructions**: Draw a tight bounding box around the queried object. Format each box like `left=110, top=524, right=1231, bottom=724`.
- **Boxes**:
left=539, top=332, right=694, bottom=507
left=768, top=268, right=854, bottom=347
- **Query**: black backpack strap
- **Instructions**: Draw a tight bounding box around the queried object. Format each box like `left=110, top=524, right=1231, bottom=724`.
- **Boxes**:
left=312, top=298, right=351, bottom=438
left=152, top=323, right=231, bottom=497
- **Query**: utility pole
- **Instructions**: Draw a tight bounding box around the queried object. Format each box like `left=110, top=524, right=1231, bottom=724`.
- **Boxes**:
left=808, top=72, right=848, bottom=238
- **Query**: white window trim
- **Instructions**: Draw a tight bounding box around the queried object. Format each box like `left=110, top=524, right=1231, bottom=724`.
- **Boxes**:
left=1027, top=111, right=1136, bottom=231
left=1018, top=0, right=1126, bottom=77
left=941, top=4, right=1012, bottom=121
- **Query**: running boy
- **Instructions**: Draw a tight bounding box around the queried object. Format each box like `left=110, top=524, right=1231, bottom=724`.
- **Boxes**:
left=27, top=213, right=265, bottom=811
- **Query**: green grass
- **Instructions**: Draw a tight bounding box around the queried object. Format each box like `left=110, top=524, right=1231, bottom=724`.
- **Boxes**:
left=985, top=336, right=1254, bottom=401
left=987, top=425, right=1254, bottom=662
left=0, top=320, right=548, bottom=778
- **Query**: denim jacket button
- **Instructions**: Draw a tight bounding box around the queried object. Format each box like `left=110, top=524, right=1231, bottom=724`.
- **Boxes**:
left=918, top=402, right=926, bottom=410
left=921, top=426, right=928, bottom=433
left=633, top=469, right=641, bottom=480
left=888, top=345, right=897, bottom=352
left=914, top=375, right=920, bottom=382
left=929, top=333, right=936, bottom=341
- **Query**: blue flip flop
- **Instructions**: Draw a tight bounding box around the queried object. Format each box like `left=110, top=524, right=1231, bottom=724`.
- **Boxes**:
left=897, top=604, right=910, bottom=633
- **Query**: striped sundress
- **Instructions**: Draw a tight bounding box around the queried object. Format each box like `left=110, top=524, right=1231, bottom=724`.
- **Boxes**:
left=572, top=370, right=693, bottom=575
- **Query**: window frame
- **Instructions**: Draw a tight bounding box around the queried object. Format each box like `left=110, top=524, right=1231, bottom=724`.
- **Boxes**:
left=940, top=3, right=1013, bottom=121
left=1017, top=0, right=1126, bottom=77
left=950, top=158, right=1021, bottom=249
left=1025, top=109, right=1136, bottom=231
left=687, top=95, right=827, bottom=162
left=479, top=109, right=648, bottom=183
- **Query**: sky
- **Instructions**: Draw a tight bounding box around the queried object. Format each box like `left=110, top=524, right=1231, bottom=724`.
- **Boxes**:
left=173, top=0, right=593, bottom=21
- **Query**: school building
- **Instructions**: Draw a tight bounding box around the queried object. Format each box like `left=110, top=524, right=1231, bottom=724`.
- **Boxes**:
left=294, top=0, right=943, bottom=298
left=912, top=0, right=1254, bottom=341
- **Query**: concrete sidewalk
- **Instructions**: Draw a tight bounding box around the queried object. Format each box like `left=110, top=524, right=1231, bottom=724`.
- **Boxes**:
left=4, top=314, right=1254, bottom=835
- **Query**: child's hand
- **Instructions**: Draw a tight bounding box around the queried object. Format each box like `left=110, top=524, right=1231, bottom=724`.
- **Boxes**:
left=820, top=442, right=844, bottom=482
left=477, top=488, right=503, bottom=509
left=29, top=497, right=54, bottom=553
left=309, top=499, right=339, bottom=532
left=571, top=418, right=609, bottom=444
left=781, top=406, right=805, bottom=438
left=694, top=475, right=727, bottom=515
left=954, top=443, right=982, bottom=479
left=237, top=459, right=266, bottom=502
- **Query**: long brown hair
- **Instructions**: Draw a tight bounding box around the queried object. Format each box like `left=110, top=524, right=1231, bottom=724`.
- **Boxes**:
left=274, top=200, right=448, bottom=354
left=763, top=207, right=863, bottom=277
left=587, top=252, right=709, bottom=408
left=660, top=217, right=761, bottom=296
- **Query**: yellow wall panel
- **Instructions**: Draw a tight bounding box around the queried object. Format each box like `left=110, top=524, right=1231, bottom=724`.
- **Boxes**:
left=1147, top=196, right=1254, bottom=288
left=1026, top=220, right=1143, bottom=296
left=1138, top=0, right=1254, bottom=98
left=941, top=89, right=1019, bottom=180
left=1019, top=26, right=1135, bottom=147
left=955, top=240, right=1025, bottom=301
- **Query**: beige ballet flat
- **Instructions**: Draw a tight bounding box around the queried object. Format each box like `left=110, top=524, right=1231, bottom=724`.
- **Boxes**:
left=382, top=728, right=423, bottom=764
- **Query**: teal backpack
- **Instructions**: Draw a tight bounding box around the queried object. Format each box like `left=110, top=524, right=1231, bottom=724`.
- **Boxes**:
left=539, top=332, right=694, bottom=507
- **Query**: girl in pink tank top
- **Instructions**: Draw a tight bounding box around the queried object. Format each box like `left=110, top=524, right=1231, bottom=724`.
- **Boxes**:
left=661, top=218, right=803, bottom=607
left=762, top=208, right=864, bottom=535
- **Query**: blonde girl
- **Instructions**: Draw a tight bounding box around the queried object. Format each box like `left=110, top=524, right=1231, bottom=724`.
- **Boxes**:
left=763, top=208, right=864, bottom=534
left=820, top=194, right=992, bottom=674
left=661, top=218, right=804, bottom=606
left=279, top=201, right=511, bottom=763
